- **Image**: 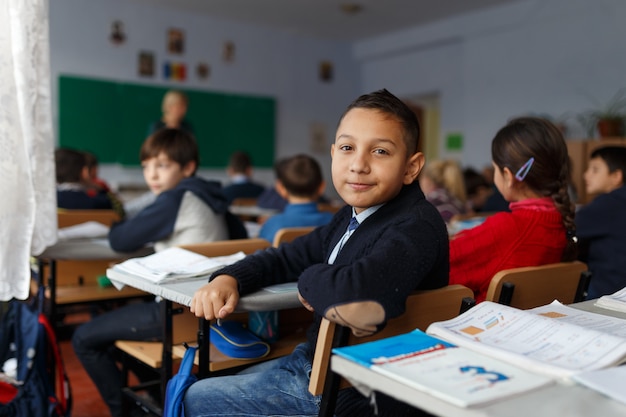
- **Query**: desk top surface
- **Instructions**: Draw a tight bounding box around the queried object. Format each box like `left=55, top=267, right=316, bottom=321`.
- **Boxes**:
left=38, top=238, right=153, bottom=260
left=331, top=299, right=626, bottom=417
left=107, top=267, right=301, bottom=312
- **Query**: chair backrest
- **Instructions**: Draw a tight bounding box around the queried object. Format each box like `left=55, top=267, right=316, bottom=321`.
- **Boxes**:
left=272, top=226, right=316, bottom=248
left=57, top=209, right=120, bottom=228
left=230, top=197, right=258, bottom=207
left=179, top=238, right=271, bottom=257
left=485, top=261, right=590, bottom=310
left=308, top=284, right=475, bottom=396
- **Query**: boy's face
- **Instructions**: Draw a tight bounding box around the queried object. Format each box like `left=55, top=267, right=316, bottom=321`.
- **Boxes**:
left=584, top=156, right=623, bottom=195
left=142, top=152, right=195, bottom=195
left=331, top=108, right=423, bottom=214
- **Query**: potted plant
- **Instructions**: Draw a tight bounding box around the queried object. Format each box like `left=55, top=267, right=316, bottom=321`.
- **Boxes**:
left=577, top=88, right=626, bottom=138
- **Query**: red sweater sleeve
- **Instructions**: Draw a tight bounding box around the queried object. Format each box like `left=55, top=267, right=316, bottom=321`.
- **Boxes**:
left=449, top=213, right=516, bottom=302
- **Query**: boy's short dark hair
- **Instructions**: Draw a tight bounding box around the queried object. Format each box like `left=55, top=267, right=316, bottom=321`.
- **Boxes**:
left=140, top=128, right=198, bottom=174
left=275, top=154, right=323, bottom=198
left=228, top=151, right=253, bottom=173
left=55, top=148, right=86, bottom=183
left=591, top=146, right=626, bottom=180
left=338, top=88, right=420, bottom=155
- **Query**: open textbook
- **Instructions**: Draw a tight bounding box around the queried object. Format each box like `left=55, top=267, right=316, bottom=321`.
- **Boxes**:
left=113, top=246, right=246, bottom=283
left=595, top=286, right=626, bottom=313
left=333, top=329, right=553, bottom=408
left=426, top=300, right=626, bottom=379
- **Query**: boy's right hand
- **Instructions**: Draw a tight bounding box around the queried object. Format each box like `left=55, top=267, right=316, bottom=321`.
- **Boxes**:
left=190, top=275, right=239, bottom=321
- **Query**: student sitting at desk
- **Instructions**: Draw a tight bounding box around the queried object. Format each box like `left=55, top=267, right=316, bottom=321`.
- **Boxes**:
left=448, top=117, right=578, bottom=303
left=184, top=89, right=449, bottom=417
left=55, top=148, right=115, bottom=211
left=222, top=150, right=266, bottom=204
left=72, top=128, right=246, bottom=417
left=258, top=153, right=333, bottom=242
left=576, top=146, right=626, bottom=299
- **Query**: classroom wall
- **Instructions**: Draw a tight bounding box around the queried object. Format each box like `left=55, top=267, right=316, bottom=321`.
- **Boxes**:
left=51, top=0, right=626, bottom=194
left=49, top=0, right=359, bottom=199
left=354, top=0, right=626, bottom=170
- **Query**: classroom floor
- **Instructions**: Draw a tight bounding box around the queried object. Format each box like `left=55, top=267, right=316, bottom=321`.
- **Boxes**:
left=59, top=311, right=141, bottom=417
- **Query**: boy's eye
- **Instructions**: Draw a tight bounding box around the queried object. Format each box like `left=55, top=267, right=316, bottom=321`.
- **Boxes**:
left=373, top=148, right=389, bottom=155
left=339, top=144, right=353, bottom=152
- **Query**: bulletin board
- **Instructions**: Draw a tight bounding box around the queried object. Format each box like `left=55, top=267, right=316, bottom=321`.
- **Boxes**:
left=58, top=75, right=276, bottom=167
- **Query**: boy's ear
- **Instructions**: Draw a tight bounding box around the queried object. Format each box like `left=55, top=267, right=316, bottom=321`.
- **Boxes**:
left=404, top=152, right=425, bottom=184
left=80, top=166, right=91, bottom=182
left=182, top=161, right=197, bottom=178
left=317, top=180, right=326, bottom=197
left=276, top=180, right=289, bottom=199
left=609, top=169, right=625, bottom=189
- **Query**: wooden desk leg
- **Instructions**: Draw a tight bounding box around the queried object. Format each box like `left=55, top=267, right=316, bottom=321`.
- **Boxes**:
left=161, top=299, right=174, bottom=400
left=197, top=318, right=210, bottom=379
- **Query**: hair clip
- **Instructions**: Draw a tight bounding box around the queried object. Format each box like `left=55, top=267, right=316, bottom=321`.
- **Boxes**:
left=515, top=157, right=534, bottom=181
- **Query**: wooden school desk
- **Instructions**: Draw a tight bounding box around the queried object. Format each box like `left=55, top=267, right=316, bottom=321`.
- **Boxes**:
left=36, top=238, right=153, bottom=330
left=329, top=300, right=626, bottom=417
left=106, top=265, right=305, bottom=395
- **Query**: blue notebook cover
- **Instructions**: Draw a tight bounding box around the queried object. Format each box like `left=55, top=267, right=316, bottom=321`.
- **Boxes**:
left=333, top=329, right=554, bottom=407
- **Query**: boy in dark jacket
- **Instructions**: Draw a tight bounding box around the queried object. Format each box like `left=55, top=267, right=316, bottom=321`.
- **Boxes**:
left=184, top=89, right=449, bottom=417
left=577, top=146, right=626, bottom=299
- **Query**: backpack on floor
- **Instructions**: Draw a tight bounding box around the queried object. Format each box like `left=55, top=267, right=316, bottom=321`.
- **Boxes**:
left=0, top=290, right=71, bottom=417
left=163, top=343, right=197, bottom=417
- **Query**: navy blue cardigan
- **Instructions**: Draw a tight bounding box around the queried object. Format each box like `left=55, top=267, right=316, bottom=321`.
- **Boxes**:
left=213, top=180, right=449, bottom=333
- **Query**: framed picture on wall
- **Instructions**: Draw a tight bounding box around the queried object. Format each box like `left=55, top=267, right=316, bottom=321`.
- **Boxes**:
left=168, top=28, right=185, bottom=54
left=196, top=62, right=210, bottom=80
left=138, top=51, right=155, bottom=77
left=319, top=60, right=333, bottom=82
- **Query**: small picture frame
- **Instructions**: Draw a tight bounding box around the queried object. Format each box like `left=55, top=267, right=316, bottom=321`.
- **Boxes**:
left=223, top=41, right=235, bottom=62
left=319, top=61, right=333, bottom=82
left=138, top=51, right=154, bottom=77
left=110, top=20, right=126, bottom=45
left=196, top=62, right=210, bottom=80
left=167, top=28, right=185, bottom=54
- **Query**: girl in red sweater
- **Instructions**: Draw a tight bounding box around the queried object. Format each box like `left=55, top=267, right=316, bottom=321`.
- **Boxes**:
left=449, top=117, right=577, bottom=302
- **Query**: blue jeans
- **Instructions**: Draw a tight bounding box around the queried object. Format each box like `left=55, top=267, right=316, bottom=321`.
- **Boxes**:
left=71, top=300, right=162, bottom=417
left=183, top=343, right=322, bottom=417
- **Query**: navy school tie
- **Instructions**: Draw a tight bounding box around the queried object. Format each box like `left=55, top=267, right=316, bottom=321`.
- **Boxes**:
left=348, top=216, right=359, bottom=232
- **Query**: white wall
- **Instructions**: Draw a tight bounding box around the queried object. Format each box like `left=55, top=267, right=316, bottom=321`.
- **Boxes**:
left=355, top=0, right=626, bottom=170
left=51, top=0, right=626, bottom=190
left=49, top=0, right=359, bottom=199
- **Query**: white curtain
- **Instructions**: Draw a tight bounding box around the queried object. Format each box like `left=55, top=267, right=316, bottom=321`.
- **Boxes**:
left=0, top=0, right=57, bottom=301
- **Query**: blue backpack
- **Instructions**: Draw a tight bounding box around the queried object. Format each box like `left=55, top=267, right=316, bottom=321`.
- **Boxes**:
left=0, top=293, right=71, bottom=417
left=163, top=344, right=197, bottom=417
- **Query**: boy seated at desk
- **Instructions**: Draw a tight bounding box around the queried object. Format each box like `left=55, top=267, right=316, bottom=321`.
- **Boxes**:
left=577, top=146, right=626, bottom=299
left=222, top=150, right=266, bottom=204
left=72, top=128, right=246, bottom=417
left=55, top=147, right=116, bottom=211
left=258, top=153, right=333, bottom=243
left=184, top=89, right=449, bottom=417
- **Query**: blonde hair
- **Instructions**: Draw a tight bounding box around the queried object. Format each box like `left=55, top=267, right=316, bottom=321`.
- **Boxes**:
left=161, top=90, right=188, bottom=112
left=422, top=159, right=467, bottom=203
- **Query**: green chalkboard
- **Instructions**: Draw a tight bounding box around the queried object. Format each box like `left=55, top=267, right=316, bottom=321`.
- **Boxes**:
left=58, top=75, right=276, bottom=168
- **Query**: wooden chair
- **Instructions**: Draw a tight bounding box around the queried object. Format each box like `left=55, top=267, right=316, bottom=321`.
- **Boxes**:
left=309, top=284, right=475, bottom=417
left=116, top=237, right=313, bottom=416
left=56, top=208, right=120, bottom=228
left=272, top=226, right=315, bottom=247
left=485, top=261, right=591, bottom=310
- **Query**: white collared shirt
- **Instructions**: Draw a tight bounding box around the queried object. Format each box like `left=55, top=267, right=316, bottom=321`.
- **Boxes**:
left=327, top=204, right=383, bottom=264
